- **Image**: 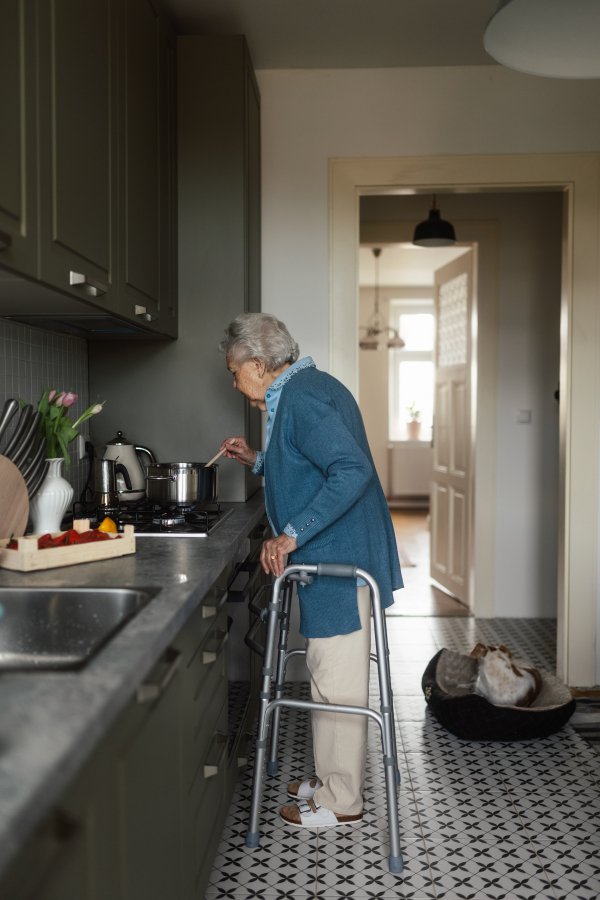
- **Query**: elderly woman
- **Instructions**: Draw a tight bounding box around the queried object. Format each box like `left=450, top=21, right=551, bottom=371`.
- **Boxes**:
left=219, top=312, right=402, bottom=830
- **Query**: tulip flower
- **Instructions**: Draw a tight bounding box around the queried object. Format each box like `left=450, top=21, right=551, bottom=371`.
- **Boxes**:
left=90, top=404, right=103, bottom=415
left=48, top=389, right=56, bottom=403
left=54, top=392, right=65, bottom=407
left=61, top=392, right=77, bottom=408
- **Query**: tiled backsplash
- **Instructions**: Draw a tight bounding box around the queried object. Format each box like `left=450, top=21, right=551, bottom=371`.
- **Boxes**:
left=0, top=318, right=90, bottom=498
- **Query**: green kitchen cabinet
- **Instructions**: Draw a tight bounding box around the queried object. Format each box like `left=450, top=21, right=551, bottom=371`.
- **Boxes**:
left=36, top=0, right=120, bottom=312
left=118, top=0, right=177, bottom=336
left=0, top=0, right=38, bottom=277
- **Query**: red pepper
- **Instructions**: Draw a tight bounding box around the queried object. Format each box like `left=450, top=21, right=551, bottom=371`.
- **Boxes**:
left=51, top=529, right=81, bottom=546
left=37, top=534, right=55, bottom=549
left=78, top=530, right=113, bottom=543
left=7, top=540, right=18, bottom=550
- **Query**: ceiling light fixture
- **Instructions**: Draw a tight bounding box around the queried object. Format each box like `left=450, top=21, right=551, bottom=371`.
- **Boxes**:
left=484, top=0, right=600, bottom=79
left=359, top=248, right=406, bottom=351
left=412, top=196, right=456, bottom=248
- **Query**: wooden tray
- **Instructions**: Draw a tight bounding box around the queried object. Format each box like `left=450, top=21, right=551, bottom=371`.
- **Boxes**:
left=0, top=520, right=136, bottom=572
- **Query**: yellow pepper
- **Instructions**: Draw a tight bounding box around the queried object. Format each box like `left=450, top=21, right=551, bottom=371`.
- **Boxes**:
left=97, top=516, right=118, bottom=534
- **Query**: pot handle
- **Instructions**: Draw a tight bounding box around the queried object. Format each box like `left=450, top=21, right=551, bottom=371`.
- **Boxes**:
left=146, top=474, right=177, bottom=482
left=115, top=463, right=132, bottom=490
left=135, top=445, right=156, bottom=466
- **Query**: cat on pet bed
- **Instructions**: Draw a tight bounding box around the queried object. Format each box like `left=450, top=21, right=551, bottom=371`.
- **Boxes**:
left=469, top=643, right=542, bottom=707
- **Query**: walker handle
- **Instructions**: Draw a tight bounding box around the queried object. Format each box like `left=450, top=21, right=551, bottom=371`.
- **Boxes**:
left=316, top=563, right=358, bottom=578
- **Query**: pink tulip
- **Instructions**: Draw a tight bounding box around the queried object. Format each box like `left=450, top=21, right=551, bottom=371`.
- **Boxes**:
left=54, top=393, right=65, bottom=407
left=48, top=390, right=57, bottom=403
left=61, top=392, right=78, bottom=408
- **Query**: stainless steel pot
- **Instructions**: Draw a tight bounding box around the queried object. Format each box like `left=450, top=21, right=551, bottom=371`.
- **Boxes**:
left=145, top=463, right=218, bottom=505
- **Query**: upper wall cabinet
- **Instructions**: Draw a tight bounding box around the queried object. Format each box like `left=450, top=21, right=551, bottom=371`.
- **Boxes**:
left=37, top=0, right=119, bottom=312
left=119, top=0, right=177, bottom=336
left=0, top=0, right=38, bottom=276
left=0, top=0, right=177, bottom=338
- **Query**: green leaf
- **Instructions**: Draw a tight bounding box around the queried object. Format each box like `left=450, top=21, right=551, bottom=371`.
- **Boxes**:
left=56, top=430, right=70, bottom=469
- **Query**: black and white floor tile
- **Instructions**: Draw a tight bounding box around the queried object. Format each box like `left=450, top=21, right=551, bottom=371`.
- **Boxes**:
left=205, top=617, right=600, bottom=899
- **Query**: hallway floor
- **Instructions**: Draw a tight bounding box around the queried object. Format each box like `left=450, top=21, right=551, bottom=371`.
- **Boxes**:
left=388, top=512, right=469, bottom=617
left=205, top=616, right=600, bottom=899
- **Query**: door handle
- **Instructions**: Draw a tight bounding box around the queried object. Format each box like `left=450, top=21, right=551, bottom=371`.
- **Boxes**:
left=203, top=731, right=228, bottom=778
left=70, top=271, right=107, bottom=297
left=137, top=647, right=181, bottom=703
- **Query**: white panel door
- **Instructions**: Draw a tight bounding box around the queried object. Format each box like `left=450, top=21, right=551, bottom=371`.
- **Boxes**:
left=430, top=251, right=473, bottom=604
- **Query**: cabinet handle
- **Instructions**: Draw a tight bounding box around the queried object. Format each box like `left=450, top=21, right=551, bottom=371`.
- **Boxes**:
left=70, top=271, right=107, bottom=297
left=203, top=732, right=228, bottom=779
left=134, top=304, right=158, bottom=322
left=237, top=732, right=253, bottom=767
left=202, top=627, right=228, bottom=665
left=202, top=588, right=228, bottom=618
left=137, top=647, right=181, bottom=703
left=0, top=230, right=11, bottom=251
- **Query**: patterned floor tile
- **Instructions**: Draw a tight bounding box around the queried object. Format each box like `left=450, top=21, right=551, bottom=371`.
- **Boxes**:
left=316, top=835, right=435, bottom=899
left=511, top=791, right=600, bottom=844
left=533, top=840, right=600, bottom=899
left=404, top=750, right=506, bottom=793
left=493, top=754, right=598, bottom=793
left=414, top=791, right=528, bottom=843
left=426, top=839, right=555, bottom=899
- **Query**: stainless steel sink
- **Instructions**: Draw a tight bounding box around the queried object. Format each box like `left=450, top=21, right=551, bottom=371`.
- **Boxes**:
left=0, top=587, right=159, bottom=670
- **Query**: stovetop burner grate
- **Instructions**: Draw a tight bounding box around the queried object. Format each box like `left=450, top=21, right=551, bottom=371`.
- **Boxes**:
left=68, top=499, right=233, bottom=537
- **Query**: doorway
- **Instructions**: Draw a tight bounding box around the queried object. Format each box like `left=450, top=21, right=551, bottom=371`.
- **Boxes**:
left=356, top=188, right=565, bottom=659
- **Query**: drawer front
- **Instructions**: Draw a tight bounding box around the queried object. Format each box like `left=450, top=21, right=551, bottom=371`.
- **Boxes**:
left=192, top=698, right=228, bottom=892
left=182, top=606, right=228, bottom=792
left=178, top=571, right=229, bottom=663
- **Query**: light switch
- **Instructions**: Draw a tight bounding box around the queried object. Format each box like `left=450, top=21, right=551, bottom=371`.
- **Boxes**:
left=517, top=409, right=532, bottom=424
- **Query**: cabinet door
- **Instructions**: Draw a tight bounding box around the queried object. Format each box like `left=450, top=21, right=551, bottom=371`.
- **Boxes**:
left=118, top=652, right=182, bottom=900
left=37, top=0, right=118, bottom=310
left=0, top=0, right=37, bottom=276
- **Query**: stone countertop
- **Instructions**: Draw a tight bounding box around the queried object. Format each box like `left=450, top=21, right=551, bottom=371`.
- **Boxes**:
left=0, top=491, right=266, bottom=876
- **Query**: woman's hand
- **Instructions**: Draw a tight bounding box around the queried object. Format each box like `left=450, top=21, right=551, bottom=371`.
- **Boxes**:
left=219, top=436, right=257, bottom=467
left=261, top=533, right=298, bottom=577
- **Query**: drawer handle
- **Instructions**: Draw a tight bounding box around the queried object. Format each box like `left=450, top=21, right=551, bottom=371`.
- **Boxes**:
left=135, top=304, right=158, bottom=322
left=202, top=628, right=227, bottom=665
left=70, top=271, right=107, bottom=297
left=203, top=732, right=228, bottom=779
left=137, top=647, right=181, bottom=703
left=202, top=588, right=228, bottom=618
left=0, top=230, right=11, bottom=251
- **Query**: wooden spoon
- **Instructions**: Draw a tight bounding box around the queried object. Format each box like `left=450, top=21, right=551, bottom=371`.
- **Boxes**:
left=205, top=439, right=237, bottom=468
left=0, top=455, right=29, bottom=539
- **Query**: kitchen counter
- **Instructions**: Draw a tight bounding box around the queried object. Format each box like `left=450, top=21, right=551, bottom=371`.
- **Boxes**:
left=0, top=491, right=266, bottom=876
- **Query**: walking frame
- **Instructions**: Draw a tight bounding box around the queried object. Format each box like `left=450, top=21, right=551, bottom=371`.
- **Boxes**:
left=243, top=562, right=404, bottom=874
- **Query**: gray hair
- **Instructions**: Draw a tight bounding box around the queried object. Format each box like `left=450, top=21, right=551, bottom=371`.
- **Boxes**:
left=219, top=313, right=300, bottom=371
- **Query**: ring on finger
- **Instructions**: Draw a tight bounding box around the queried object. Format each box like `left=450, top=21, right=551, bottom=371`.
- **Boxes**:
left=270, top=555, right=277, bottom=560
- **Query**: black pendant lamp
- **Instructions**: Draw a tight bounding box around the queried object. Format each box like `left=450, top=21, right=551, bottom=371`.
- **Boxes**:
left=413, top=196, right=456, bottom=248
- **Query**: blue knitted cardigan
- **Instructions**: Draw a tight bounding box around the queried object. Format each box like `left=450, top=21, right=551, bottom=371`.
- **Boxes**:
left=256, top=367, right=403, bottom=638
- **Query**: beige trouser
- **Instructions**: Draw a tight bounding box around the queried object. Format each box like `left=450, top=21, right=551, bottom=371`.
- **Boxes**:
left=305, top=586, right=371, bottom=816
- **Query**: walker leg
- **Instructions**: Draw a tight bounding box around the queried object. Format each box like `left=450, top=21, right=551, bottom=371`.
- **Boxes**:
left=371, top=586, right=404, bottom=874
left=381, top=614, right=401, bottom=787
left=267, top=580, right=293, bottom=775
left=246, top=580, right=283, bottom=848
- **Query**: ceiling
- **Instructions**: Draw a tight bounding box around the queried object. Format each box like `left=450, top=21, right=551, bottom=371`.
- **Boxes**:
left=163, top=0, right=500, bottom=69
left=359, top=244, right=470, bottom=287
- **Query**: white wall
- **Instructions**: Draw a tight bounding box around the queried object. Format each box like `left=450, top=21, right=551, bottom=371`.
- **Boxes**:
left=256, top=65, right=600, bottom=370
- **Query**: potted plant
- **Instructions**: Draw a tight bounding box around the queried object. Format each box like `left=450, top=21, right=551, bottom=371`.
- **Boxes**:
left=20, top=388, right=104, bottom=534
left=406, top=402, right=422, bottom=441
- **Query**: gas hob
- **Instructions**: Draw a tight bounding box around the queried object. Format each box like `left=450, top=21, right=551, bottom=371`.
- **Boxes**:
left=68, top=499, right=234, bottom=537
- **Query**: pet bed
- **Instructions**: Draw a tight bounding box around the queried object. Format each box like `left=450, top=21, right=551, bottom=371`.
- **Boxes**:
left=422, top=648, right=576, bottom=742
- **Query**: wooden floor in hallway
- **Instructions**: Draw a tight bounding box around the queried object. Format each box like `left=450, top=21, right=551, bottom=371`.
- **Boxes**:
left=387, top=510, right=470, bottom=617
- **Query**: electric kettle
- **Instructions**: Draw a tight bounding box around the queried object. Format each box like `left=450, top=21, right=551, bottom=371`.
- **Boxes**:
left=103, top=432, right=156, bottom=502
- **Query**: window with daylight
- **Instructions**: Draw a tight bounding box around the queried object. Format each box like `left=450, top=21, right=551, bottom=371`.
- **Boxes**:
left=389, top=300, right=435, bottom=442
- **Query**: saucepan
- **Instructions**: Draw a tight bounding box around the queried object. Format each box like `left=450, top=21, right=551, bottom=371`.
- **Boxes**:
left=145, top=463, right=218, bottom=505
